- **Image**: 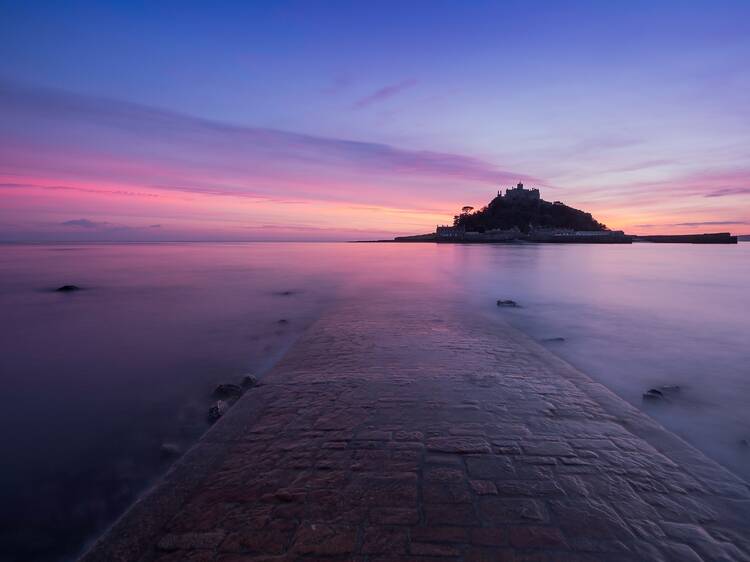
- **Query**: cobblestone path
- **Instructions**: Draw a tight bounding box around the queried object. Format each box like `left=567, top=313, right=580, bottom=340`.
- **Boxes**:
left=82, top=298, right=750, bottom=562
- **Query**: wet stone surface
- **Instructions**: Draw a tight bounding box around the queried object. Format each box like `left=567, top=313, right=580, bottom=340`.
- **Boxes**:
left=83, top=299, right=750, bottom=562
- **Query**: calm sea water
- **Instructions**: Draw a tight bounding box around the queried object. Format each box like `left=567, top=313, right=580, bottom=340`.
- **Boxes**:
left=0, top=242, right=748, bottom=561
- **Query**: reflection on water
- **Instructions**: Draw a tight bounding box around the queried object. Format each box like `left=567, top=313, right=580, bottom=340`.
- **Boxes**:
left=0, top=242, right=748, bottom=561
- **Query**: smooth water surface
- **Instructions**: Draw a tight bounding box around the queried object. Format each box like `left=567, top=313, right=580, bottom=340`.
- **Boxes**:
left=0, top=242, right=748, bottom=561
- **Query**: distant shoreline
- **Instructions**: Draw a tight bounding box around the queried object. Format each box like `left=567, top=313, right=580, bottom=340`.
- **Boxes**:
left=364, top=231, right=739, bottom=245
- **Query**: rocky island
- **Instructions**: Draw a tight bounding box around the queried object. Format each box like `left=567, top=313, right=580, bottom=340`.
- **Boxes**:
left=394, top=183, right=737, bottom=244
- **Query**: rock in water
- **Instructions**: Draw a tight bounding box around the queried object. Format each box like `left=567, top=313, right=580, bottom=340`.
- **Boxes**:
left=213, top=383, right=243, bottom=400
left=642, top=388, right=664, bottom=402
left=241, top=374, right=258, bottom=388
left=56, top=285, right=81, bottom=292
left=208, top=400, right=229, bottom=422
left=160, top=443, right=181, bottom=458
left=660, top=385, right=681, bottom=393
left=496, top=299, right=519, bottom=308
left=543, top=337, right=565, bottom=342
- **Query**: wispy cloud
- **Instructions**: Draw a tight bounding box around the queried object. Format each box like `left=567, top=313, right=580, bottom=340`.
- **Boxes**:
left=61, top=218, right=110, bottom=228
left=672, top=220, right=748, bottom=227
left=705, top=187, right=750, bottom=198
left=353, top=79, right=417, bottom=109
left=1, top=182, right=162, bottom=199
left=634, top=220, right=747, bottom=228
left=322, top=73, right=353, bottom=95
left=606, top=159, right=674, bottom=174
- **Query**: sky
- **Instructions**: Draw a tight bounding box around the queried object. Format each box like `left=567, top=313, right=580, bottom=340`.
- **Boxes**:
left=1, top=0, right=749, bottom=241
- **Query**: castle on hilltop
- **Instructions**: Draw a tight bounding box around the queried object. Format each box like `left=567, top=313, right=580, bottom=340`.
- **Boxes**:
left=498, top=182, right=540, bottom=203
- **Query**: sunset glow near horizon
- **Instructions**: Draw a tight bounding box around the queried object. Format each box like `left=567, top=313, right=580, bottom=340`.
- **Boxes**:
left=1, top=1, right=749, bottom=241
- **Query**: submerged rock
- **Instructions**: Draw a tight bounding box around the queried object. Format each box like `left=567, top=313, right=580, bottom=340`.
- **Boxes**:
left=213, top=383, right=243, bottom=400
left=496, top=299, right=519, bottom=308
left=543, top=337, right=566, bottom=342
left=643, top=385, right=680, bottom=403
left=208, top=400, right=229, bottom=422
left=275, top=290, right=295, bottom=296
left=241, top=374, right=258, bottom=388
left=277, top=319, right=289, bottom=325
left=160, top=443, right=181, bottom=458
left=642, top=388, right=665, bottom=402
left=55, top=285, right=82, bottom=292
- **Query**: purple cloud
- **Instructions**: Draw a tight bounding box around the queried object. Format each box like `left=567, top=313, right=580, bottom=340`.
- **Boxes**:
left=705, top=187, right=750, bottom=198
left=61, top=218, right=110, bottom=228
left=353, top=79, right=417, bottom=109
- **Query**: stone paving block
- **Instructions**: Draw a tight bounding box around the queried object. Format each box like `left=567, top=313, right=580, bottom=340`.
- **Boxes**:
left=478, top=497, right=548, bottom=524
left=464, top=546, right=516, bottom=562
left=466, top=455, right=516, bottom=479
left=424, top=503, right=479, bottom=526
left=361, top=526, right=410, bottom=554
left=290, top=523, right=357, bottom=556
left=509, top=526, right=568, bottom=549
left=219, top=504, right=274, bottom=531
left=422, top=481, right=473, bottom=504
left=469, top=527, right=508, bottom=546
left=426, top=436, right=493, bottom=454
left=410, top=526, right=469, bottom=543
left=410, top=542, right=462, bottom=556
left=492, top=480, right=565, bottom=497
left=522, top=441, right=577, bottom=457
left=424, top=467, right=465, bottom=483
left=425, top=453, right=464, bottom=466
left=469, top=479, right=498, bottom=495
left=370, top=507, right=420, bottom=525
left=219, top=520, right=296, bottom=554
left=347, top=472, right=419, bottom=506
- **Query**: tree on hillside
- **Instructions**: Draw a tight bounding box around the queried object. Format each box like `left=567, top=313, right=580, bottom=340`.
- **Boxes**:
left=453, top=206, right=475, bottom=226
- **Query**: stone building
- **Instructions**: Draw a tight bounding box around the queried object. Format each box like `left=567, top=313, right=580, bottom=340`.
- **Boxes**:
left=502, top=182, right=540, bottom=202
left=436, top=225, right=464, bottom=239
